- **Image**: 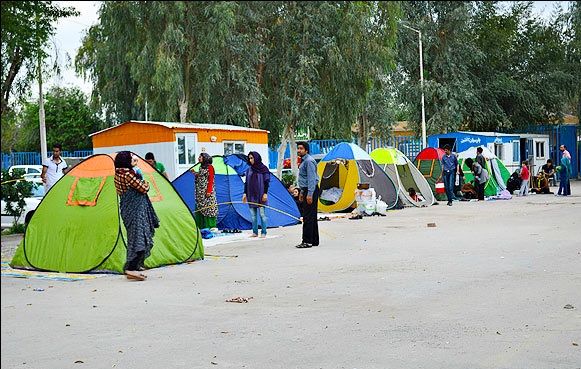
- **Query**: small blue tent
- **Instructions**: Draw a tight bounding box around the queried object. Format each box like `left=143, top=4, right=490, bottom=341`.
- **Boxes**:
left=172, top=155, right=300, bottom=230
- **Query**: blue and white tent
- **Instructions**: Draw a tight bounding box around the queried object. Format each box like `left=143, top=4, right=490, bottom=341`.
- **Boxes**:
left=172, top=155, right=300, bottom=230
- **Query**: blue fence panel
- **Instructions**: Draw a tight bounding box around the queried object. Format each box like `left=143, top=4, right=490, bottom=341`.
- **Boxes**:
left=1, top=150, right=94, bottom=170
left=267, top=139, right=349, bottom=169
left=268, top=150, right=278, bottom=169
left=310, top=139, right=349, bottom=154
left=512, top=124, right=578, bottom=178
left=367, top=137, right=422, bottom=161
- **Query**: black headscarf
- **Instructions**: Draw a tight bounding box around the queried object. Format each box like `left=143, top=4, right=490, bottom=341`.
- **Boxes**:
left=248, top=151, right=269, bottom=174
left=200, top=153, right=213, bottom=169
left=115, top=151, right=133, bottom=169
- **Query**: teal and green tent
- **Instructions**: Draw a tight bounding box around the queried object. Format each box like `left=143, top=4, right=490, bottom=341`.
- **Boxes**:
left=458, top=147, right=511, bottom=197
left=10, top=154, right=203, bottom=273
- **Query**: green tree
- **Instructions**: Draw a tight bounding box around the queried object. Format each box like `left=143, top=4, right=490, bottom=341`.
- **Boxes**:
left=395, top=1, right=577, bottom=134
left=0, top=169, right=34, bottom=233
left=468, top=1, right=575, bottom=130
left=77, top=1, right=238, bottom=123
left=14, top=87, right=103, bottom=151
left=396, top=1, right=480, bottom=134
left=75, top=3, right=141, bottom=123
left=206, top=2, right=277, bottom=128
left=1, top=1, right=78, bottom=116
left=562, top=1, right=580, bottom=116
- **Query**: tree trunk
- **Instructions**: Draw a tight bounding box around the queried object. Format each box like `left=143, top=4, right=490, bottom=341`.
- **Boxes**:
left=288, top=123, right=299, bottom=181
left=357, top=114, right=368, bottom=149
left=38, top=56, right=47, bottom=162
left=246, top=102, right=260, bottom=128
left=1, top=47, right=23, bottom=117
left=180, top=57, right=191, bottom=123
left=179, top=97, right=188, bottom=123
left=245, top=60, right=266, bottom=128
left=276, top=126, right=290, bottom=179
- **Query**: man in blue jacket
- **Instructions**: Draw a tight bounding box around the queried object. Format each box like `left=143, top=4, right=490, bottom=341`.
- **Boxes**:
left=296, top=142, right=320, bottom=248
left=441, top=144, right=459, bottom=206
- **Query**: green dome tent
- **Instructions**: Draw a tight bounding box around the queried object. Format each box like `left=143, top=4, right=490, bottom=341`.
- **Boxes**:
left=458, top=147, right=511, bottom=197
left=370, top=147, right=435, bottom=207
left=413, top=147, right=448, bottom=201
left=10, top=154, right=203, bottom=274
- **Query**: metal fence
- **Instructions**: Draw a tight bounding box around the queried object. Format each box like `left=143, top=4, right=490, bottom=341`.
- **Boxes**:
left=366, top=136, right=423, bottom=161
left=266, top=137, right=423, bottom=169
left=1, top=150, right=94, bottom=170
left=500, top=124, right=579, bottom=178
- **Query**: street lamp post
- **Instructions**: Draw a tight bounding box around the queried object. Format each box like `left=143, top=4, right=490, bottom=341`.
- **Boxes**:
left=400, top=23, right=427, bottom=149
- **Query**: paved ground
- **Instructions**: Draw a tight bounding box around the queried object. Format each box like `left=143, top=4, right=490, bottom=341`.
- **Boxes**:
left=2, top=183, right=580, bottom=369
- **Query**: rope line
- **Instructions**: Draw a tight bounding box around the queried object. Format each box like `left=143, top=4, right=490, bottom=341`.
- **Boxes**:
left=195, top=201, right=302, bottom=223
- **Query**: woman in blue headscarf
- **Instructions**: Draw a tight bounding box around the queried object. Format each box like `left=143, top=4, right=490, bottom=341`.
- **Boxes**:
left=242, top=151, right=270, bottom=238
left=557, top=156, right=572, bottom=196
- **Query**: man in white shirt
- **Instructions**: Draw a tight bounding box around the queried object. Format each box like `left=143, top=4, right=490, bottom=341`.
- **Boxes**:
left=560, top=145, right=571, bottom=159
left=41, top=144, right=68, bottom=192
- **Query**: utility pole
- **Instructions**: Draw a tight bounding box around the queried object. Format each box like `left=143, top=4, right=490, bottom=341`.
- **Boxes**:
left=400, top=22, right=427, bottom=149
left=38, top=46, right=47, bottom=162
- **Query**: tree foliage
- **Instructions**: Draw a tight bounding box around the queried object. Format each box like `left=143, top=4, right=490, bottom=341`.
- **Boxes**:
left=0, top=169, right=34, bottom=231
left=10, top=87, right=103, bottom=152
left=395, top=1, right=579, bottom=133
left=1, top=1, right=78, bottom=116
left=76, top=1, right=402, bottom=174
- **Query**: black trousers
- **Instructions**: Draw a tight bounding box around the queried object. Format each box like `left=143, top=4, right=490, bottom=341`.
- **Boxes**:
left=475, top=181, right=485, bottom=200
left=300, top=186, right=319, bottom=246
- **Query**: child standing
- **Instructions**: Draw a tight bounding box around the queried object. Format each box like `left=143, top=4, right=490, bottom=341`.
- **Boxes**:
left=518, top=161, right=530, bottom=196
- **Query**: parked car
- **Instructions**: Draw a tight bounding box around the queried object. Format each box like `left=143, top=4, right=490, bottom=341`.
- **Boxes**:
left=1, top=177, right=44, bottom=229
left=8, top=165, right=43, bottom=179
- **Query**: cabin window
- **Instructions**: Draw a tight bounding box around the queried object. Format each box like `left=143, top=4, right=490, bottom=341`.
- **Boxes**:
left=176, top=134, right=198, bottom=165
left=512, top=141, right=519, bottom=162
left=535, top=141, right=545, bottom=159
left=494, top=144, right=503, bottom=160
left=224, top=142, right=245, bottom=155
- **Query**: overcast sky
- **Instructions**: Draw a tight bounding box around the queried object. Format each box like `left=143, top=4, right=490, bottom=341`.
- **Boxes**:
left=42, top=1, right=572, bottom=96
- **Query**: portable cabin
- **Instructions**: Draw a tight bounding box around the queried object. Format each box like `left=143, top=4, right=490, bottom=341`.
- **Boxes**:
left=91, top=121, right=269, bottom=180
left=517, top=134, right=551, bottom=175
left=427, top=132, right=520, bottom=172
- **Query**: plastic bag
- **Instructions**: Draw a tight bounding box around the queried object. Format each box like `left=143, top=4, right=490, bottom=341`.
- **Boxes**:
left=376, top=199, right=388, bottom=215
left=355, top=188, right=377, bottom=215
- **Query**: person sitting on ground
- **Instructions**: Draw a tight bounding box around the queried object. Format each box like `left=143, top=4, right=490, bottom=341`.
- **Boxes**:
left=407, top=187, right=424, bottom=202
left=530, top=172, right=552, bottom=194
left=460, top=182, right=478, bottom=200
left=506, top=169, right=522, bottom=194
left=541, top=159, right=555, bottom=186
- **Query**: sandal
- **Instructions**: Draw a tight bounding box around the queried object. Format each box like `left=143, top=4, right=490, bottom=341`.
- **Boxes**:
left=125, top=272, right=146, bottom=281
left=295, top=243, right=312, bottom=248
